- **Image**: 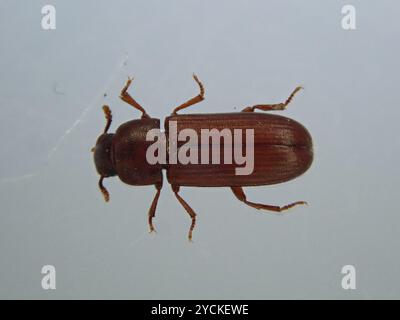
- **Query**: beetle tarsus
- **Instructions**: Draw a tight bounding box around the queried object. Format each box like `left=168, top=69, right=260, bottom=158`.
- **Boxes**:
left=284, top=86, right=303, bottom=106
left=280, top=201, right=308, bottom=211
left=188, top=215, right=196, bottom=242
left=120, top=77, right=150, bottom=118
left=148, top=224, right=157, bottom=234
left=171, top=74, right=205, bottom=115
left=231, top=186, right=307, bottom=213
left=241, top=86, right=303, bottom=112
left=148, top=215, right=157, bottom=234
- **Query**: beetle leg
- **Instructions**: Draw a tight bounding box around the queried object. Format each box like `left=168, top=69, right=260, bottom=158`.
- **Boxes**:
left=171, top=185, right=197, bottom=242
left=120, top=77, right=150, bottom=119
left=171, top=74, right=205, bottom=115
left=231, top=186, right=307, bottom=212
left=148, top=183, right=162, bottom=234
left=242, top=86, right=303, bottom=112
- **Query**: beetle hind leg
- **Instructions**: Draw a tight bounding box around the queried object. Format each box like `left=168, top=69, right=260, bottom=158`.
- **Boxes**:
left=242, top=86, right=303, bottom=112
left=171, top=185, right=197, bottom=242
left=231, top=186, right=307, bottom=213
left=120, top=77, right=150, bottom=119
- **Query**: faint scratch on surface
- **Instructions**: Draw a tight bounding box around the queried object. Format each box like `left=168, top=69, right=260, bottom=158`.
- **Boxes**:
left=46, top=52, right=129, bottom=162
left=128, top=232, right=148, bottom=248
left=0, top=172, right=39, bottom=185
left=45, top=102, right=93, bottom=160
left=0, top=52, right=129, bottom=186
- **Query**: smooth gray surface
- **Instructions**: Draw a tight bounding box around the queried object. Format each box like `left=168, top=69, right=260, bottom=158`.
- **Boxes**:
left=0, top=0, right=399, bottom=299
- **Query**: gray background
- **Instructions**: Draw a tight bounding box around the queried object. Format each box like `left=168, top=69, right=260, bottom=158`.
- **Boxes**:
left=0, top=0, right=399, bottom=299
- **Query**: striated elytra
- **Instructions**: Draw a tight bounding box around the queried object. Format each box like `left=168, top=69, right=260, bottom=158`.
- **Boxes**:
left=92, top=75, right=313, bottom=241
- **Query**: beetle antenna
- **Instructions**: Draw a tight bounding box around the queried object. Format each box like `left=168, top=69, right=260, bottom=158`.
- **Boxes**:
left=98, top=176, right=110, bottom=202
left=102, top=105, right=112, bottom=134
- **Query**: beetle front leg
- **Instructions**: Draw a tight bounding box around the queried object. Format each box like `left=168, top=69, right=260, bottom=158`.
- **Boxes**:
left=231, top=186, right=307, bottom=213
left=171, top=185, right=197, bottom=242
left=171, top=74, right=205, bottom=115
left=148, top=183, right=162, bottom=233
left=242, top=86, right=302, bottom=112
left=120, top=77, right=150, bottom=119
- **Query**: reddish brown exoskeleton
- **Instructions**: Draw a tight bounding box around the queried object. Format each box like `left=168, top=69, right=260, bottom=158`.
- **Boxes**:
left=92, top=75, right=313, bottom=241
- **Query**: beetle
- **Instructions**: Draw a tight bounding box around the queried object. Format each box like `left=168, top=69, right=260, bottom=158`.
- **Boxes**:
left=92, top=74, right=313, bottom=241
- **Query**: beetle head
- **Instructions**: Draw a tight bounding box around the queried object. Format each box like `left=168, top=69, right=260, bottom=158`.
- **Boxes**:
left=92, top=133, right=116, bottom=178
left=91, top=105, right=116, bottom=202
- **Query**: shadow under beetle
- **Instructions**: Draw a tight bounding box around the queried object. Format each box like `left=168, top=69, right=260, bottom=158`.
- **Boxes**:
left=92, top=75, right=313, bottom=241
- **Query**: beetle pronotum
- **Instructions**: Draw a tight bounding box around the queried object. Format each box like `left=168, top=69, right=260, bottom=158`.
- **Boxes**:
left=92, top=75, right=313, bottom=241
